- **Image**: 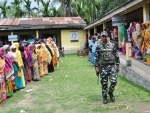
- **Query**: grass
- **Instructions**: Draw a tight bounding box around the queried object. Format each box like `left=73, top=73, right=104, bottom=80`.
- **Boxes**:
left=0, top=54, right=150, bottom=113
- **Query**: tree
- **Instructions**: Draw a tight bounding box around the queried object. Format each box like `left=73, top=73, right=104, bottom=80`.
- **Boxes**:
left=49, top=7, right=58, bottom=17
left=52, top=0, right=77, bottom=17
left=11, top=0, right=25, bottom=17
left=0, top=0, right=10, bottom=18
left=34, top=0, right=40, bottom=16
left=40, top=0, right=51, bottom=17
left=72, top=0, right=100, bottom=23
left=99, top=0, right=130, bottom=17
left=24, top=0, right=38, bottom=17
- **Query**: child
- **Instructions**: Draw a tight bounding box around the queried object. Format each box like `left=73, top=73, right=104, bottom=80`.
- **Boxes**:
left=59, top=47, right=65, bottom=57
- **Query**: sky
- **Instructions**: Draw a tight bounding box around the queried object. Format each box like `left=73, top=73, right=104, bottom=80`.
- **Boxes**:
left=1, top=0, right=60, bottom=9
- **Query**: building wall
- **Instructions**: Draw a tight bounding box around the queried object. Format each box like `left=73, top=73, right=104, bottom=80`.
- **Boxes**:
left=61, top=29, right=86, bottom=54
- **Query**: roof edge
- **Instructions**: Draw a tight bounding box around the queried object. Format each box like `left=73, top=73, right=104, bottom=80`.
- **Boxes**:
left=84, top=0, right=143, bottom=30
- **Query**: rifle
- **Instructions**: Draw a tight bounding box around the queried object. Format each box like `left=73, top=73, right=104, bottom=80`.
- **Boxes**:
left=95, top=66, right=101, bottom=84
left=96, top=72, right=100, bottom=84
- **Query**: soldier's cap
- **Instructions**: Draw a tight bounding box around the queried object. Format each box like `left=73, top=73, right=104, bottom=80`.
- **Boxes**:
left=101, top=32, right=108, bottom=37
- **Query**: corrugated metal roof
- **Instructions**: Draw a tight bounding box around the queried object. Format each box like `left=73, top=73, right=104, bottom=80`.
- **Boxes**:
left=0, top=17, right=86, bottom=26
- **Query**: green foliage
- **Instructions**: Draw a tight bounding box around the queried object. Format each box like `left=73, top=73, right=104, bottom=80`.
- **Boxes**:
left=11, top=0, right=25, bottom=17
left=99, top=0, right=130, bottom=17
left=0, top=0, right=10, bottom=18
left=40, top=0, right=51, bottom=17
left=0, top=0, right=131, bottom=24
left=24, top=0, right=38, bottom=17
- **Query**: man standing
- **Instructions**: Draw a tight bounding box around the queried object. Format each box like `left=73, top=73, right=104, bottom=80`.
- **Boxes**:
left=88, top=36, right=92, bottom=61
left=89, top=36, right=97, bottom=64
left=113, top=27, right=119, bottom=50
left=95, top=32, right=120, bottom=104
left=0, top=39, right=3, bottom=47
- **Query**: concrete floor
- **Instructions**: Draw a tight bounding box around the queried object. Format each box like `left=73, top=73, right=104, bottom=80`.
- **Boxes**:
left=119, top=53, right=150, bottom=90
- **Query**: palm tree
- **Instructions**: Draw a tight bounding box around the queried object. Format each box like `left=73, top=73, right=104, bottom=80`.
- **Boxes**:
left=24, top=0, right=38, bottom=17
left=34, top=0, right=40, bottom=16
left=11, top=0, right=25, bottom=17
left=0, top=0, right=10, bottom=18
left=49, top=7, right=58, bottom=17
left=52, top=0, right=74, bottom=17
left=72, top=0, right=100, bottom=23
left=40, top=0, right=51, bottom=17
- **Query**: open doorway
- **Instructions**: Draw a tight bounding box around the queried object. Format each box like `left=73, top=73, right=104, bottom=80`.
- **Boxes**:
left=42, top=34, right=59, bottom=46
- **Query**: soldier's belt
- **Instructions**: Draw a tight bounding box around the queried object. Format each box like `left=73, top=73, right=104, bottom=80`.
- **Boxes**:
left=101, top=63, right=115, bottom=65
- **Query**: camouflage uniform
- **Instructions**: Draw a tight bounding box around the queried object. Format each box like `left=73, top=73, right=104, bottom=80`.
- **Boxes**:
left=95, top=40, right=120, bottom=99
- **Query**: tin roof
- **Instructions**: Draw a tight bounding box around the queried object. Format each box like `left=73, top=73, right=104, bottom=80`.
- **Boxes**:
left=0, top=17, right=86, bottom=30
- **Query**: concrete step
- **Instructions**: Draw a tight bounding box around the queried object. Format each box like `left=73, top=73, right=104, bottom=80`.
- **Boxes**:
left=119, top=53, right=150, bottom=90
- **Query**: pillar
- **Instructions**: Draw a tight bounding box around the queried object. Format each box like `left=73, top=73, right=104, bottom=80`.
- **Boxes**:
left=88, top=29, right=90, bottom=38
left=94, top=26, right=97, bottom=34
left=143, top=2, right=150, bottom=22
left=10, top=31, right=13, bottom=44
left=126, top=43, right=132, bottom=66
left=36, top=30, right=39, bottom=38
left=103, top=22, right=107, bottom=30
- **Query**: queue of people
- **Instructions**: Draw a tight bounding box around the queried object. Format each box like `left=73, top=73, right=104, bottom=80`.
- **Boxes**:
left=116, top=21, right=150, bottom=66
left=0, top=37, right=60, bottom=104
left=88, top=21, right=150, bottom=66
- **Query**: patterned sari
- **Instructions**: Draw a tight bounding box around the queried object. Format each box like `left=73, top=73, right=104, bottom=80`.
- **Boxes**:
left=4, top=55, right=14, bottom=97
left=41, top=43, right=51, bottom=75
left=13, top=43, right=25, bottom=88
left=31, top=52, right=40, bottom=81
left=0, top=48, right=6, bottom=104
left=36, top=44, right=44, bottom=77
left=3, top=45, right=15, bottom=96
left=24, top=46, right=33, bottom=81
left=143, top=21, right=150, bottom=65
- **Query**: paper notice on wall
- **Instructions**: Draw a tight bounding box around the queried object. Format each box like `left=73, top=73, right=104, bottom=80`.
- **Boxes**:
left=70, top=32, right=78, bottom=42
left=112, top=16, right=127, bottom=26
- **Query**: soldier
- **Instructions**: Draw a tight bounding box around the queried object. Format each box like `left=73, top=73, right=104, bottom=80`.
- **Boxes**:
left=95, top=31, right=120, bottom=104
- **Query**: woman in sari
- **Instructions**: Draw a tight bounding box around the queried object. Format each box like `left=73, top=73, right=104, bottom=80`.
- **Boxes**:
left=36, top=44, right=44, bottom=77
left=24, top=43, right=33, bottom=81
left=143, top=21, right=150, bottom=66
left=53, top=41, right=60, bottom=69
left=41, top=43, right=52, bottom=75
left=141, top=23, right=147, bottom=61
left=19, top=46, right=32, bottom=84
left=45, top=42, right=54, bottom=73
left=29, top=44, right=40, bottom=81
left=13, top=42, right=25, bottom=88
left=47, top=38, right=58, bottom=69
left=8, top=45, right=23, bottom=90
left=132, top=23, right=143, bottom=60
left=0, top=47, right=7, bottom=104
left=3, top=45, right=15, bottom=97
left=119, top=24, right=128, bottom=54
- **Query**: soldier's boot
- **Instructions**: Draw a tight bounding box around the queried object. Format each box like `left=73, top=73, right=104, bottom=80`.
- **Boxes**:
left=108, top=91, right=115, bottom=102
left=103, top=95, right=108, bottom=104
